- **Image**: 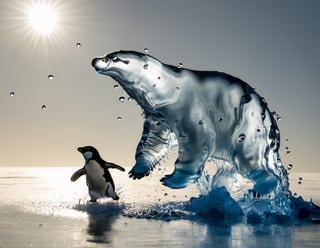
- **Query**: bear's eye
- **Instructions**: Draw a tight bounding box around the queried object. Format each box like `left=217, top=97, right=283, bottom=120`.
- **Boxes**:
left=112, top=56, right=120, bottom=62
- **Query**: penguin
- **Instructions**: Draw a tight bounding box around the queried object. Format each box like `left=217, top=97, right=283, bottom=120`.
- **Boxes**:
left=71, top=146, right=125, bottom=202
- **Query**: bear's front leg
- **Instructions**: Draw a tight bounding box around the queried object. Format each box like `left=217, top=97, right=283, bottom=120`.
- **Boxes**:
left=129, top=116, right=177, bottom=179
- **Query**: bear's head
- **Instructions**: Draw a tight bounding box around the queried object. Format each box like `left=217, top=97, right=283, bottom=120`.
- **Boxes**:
left=92, top=50, right=180, bottom=112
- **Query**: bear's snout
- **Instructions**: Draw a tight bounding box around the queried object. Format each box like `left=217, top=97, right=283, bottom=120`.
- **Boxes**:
left=91, top=57, right=100, bottom=68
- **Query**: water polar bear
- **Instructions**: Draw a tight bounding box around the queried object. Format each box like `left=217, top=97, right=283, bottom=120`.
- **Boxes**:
left=92, top=50, right=288, bottom=195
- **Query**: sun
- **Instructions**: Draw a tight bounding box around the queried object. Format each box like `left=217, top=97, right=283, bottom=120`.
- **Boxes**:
left=27, top=2, right=57, bottom=35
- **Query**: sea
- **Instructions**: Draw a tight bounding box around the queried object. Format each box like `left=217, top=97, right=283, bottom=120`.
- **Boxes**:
left=0, top=166, right=319, bottom=248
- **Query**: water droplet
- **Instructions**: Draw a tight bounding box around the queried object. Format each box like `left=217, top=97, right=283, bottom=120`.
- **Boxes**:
left=158, top=76, right=161, bottom=80
left=41, top=105, right=46, bottom=110
left=299, top=177, right=303, bottom=181
left=144, top=48, right=149, bottom=54
left=119, top=96, right=125, bottom=102
left=117, top=116, right=122, bottom=120
left=48, top=75, right=54, bottom=80
left=285, top=150, right=291, bottom=155
left=152, top=84, right=156, bottom=88
left=10, top=91, right=15, bottom=96
left=294, top=193, right=298, bottom=196
left=164, top=193, right=168, bottom=196
left=287, top=164, right=293, bottom=170
left=76, top=42, right=81, bottom=48
left=218, top=116, right=223, bottom=122
left=177, top=63, right=183, bottom=68
left=113, top=84, right=119, bottom=89
left=237, top=134, right=246, bottom=143
left=298, top=181, right=302, bottom=185
left=176, top=86, right=180, bottom=90
left=198, top=120, right=203, bottom=125
left=257, top=129, right=261, bottom=132
left=143, top=64, right=148, bottom=69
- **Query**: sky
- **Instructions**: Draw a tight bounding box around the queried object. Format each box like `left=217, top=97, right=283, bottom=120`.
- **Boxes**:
left=0, top=0, right=319, bottom=172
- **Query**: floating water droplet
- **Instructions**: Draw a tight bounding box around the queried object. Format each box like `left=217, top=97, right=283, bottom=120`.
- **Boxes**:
left=143, top=64, right=148, bottom=69
left=285, top=150, right=291, bottom=155
left=176, top=86, right=180, bottom=90
left=152, top=84, right=156, bottom=88
left=299, top=177, right=303, bottom=181
left=298, top=181, right=302, bottom=185
left=144, top=48, right=149, bottom=54
left=48, top=75, right=54, bottom=80
left=113, top=84, right=119, bottom=89
left=237, top=133, right=246, bottom=143
left=164, top=193, right=168, bottom=196
left=177, top=63, right=183, bottom=68
left=76, top=42, right=81, bottom=48
left=41, top=105, right=46, bottom=110
left=287, top=164, right=293, bottom=170
left=257, top=129, right=261, bottom=132
left=117, top=116, right=122, bottom=120
left=198, top=120, right=203, bottom=125
left=218, top=116, right=223, bottom=122
left=119, top=96, right=125, bottom=102
left=10, top=91, right=15, bottom=96
left=158, top=76, right=161, bottom=80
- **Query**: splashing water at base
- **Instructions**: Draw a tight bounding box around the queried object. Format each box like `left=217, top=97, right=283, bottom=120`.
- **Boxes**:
left=91, top=50, right=320, bottom=224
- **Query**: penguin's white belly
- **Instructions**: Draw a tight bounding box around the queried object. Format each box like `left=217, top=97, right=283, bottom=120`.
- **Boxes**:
left=85, top=161, right=106, bottom=198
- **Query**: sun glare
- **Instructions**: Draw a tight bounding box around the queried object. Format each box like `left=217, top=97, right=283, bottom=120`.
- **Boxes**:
left=27, top=3, right=57, bottom=35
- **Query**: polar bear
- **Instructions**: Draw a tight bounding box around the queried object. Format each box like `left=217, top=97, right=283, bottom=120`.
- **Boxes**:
left=92, top=50, right=288, bottom=195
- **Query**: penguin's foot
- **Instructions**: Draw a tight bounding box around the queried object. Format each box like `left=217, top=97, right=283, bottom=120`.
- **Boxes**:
left=112, top=195, right=120, bottom=201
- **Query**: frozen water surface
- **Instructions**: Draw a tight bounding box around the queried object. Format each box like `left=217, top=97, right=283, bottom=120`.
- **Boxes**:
left=0, top=167, right=320, bottom=247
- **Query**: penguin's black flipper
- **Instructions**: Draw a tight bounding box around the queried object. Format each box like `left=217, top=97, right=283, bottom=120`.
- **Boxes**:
left=104, top=162, right=125, bottom=172
left=70, top=167, right=86, bottom=182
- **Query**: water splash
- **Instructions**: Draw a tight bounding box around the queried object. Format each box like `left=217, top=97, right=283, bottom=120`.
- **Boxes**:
left=91, top=50, right=320, bottom=223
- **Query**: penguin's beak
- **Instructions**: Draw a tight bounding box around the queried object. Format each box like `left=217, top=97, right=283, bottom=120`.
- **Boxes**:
left=77, top=147, right=83, bottom=153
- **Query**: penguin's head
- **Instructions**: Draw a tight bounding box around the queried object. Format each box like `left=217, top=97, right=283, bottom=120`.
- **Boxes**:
left=77, top=146, right=100, bottom=161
